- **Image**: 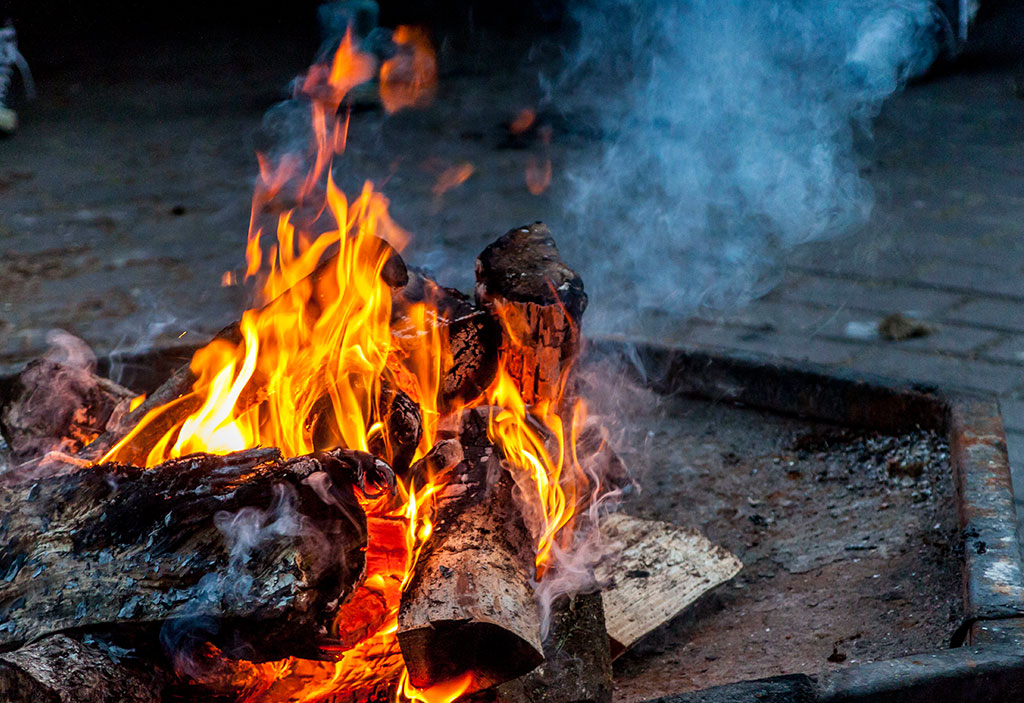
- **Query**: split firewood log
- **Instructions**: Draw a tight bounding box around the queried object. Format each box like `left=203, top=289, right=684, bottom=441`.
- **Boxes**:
left=475, top=223, right=587, bottom=405
left=596, top=513, right=742, bottom=657
left=0, top=358, right=135, bottom=464
left=0, top=635, right=165, bottom=703
left=469, top=592, right=613, bottom=703
left=397, top=409, right=543, bottom=693
left=0, top=446, right=393, bottom=662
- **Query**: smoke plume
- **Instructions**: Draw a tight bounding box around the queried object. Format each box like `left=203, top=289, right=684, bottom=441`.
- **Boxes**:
left=552, top=0, right=942, bottom=332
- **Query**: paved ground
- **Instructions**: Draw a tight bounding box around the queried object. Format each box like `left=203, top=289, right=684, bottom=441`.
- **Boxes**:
left=1, top=23, right=1023, bottom=526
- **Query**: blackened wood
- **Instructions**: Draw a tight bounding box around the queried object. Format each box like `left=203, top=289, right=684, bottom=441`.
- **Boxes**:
left=308, top=381, right=423, bottom=475
left=393, top=271, right=500, bottom=410
left=0, top=447, right=393, bottom=661
left=371, top=383, right=422, bottom=474
left=397, top=409, right=543, bottom=692
left=0, top=635, right=164, bottom=703
left=475, top=223, right=587, bottom=405
left=0, top=359, right=135, bottom=464
left=469, top=592, right=613, bottom=703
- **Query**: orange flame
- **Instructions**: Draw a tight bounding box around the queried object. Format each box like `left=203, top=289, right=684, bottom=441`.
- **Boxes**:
left=398, top=670, right=474, bottom=703
left=91, top=26, right=597, bottom=703
left=509, top=108, right=536, bottom=135
left=486, top=365, right=590, bottom=574
left=380, top=27, right=437, bottom=114
left=431, top=162, right=475, bottom=199
left=95, top=30, right=455, bottom=703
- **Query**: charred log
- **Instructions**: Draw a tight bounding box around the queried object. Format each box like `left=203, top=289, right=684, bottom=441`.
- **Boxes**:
left=0, top=447, right=393, bottom=662
left=397, top=409, right=543, bottom=692
left=475, top=223, right=587, bottom=405
left=308, top=381, right=423, bottom=475
left=0, top=634, right=165, bottom=703
left=0, top=359, right=135, bottom=464
left=393, top=271, right=500, bottom=410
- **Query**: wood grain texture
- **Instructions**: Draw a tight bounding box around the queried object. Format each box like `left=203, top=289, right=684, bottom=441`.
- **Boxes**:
left=397, top=409, right=543, bottom=692
left=596, top=513, right=742, bottom=657
left=475, top=223, right=587, bottom=405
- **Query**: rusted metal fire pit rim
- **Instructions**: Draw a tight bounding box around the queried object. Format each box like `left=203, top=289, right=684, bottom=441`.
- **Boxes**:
left=584, top=338, right=1024, bottom=703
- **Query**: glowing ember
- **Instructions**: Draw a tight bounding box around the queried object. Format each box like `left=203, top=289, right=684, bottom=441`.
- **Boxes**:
left=509, top=108, right=536, bottom=135
left=431, top=162, right=475, bottom=199
left=525, top=126, right=553, bottom=196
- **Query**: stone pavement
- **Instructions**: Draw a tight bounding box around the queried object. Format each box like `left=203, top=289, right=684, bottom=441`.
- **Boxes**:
left=673, top=67, right=1024, bottom=518
left=1, top=28, right=1023, bottom=521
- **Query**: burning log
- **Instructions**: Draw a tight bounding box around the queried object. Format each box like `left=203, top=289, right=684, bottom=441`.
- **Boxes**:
left=475, top=223, right=587, bottom=405
left=393, top=271, right=500, bottom=410
left=397, top=409, right=543, bottom=692
left=0, top=358, right=135, bottom=464
left=0, top=635, right=164, bottom=703
left=308, top=381, right=423, bottom=475
left=0, top=446, right=392, bottom=662
left=71, top=326, right=241, bottom=466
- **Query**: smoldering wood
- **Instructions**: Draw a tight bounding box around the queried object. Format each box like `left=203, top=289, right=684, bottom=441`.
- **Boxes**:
left=0, top=359, right=135, bottom=464
left=0, top=446, right=394, bottom=662
left=393, top=270, right=500, bottom=410
left=595, top=513, right=743, bottom=657
left=475, top=223, right=587, bottom=405
left=397, top=409, right=543, bottom=693
left=0, top=634, right=165, bottom=703
left=469, top=592, right=613, bottom=703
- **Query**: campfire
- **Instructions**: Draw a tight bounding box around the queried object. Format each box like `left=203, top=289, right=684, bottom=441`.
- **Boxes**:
left=0, top=28, right=739, bottom=703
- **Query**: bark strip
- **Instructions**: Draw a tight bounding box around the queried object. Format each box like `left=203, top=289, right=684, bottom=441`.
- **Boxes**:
left=0, top=635, right=164, bottom=703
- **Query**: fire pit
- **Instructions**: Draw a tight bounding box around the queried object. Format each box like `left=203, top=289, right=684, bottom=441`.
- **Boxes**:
left=0, top=20, right=1022, bottom=703
left=582, top=341, right=1024, bottom=702
left=3, top=339, right=1019, bottom=702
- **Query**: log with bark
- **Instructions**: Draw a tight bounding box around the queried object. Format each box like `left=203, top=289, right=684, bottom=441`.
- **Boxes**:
left=0, top=446, right=394, bottom=662
left=0, top=634, right=165, bottom=703
left=397, top=409, right=543, bottom=693
left=475, top=223, right=587, bottom=406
